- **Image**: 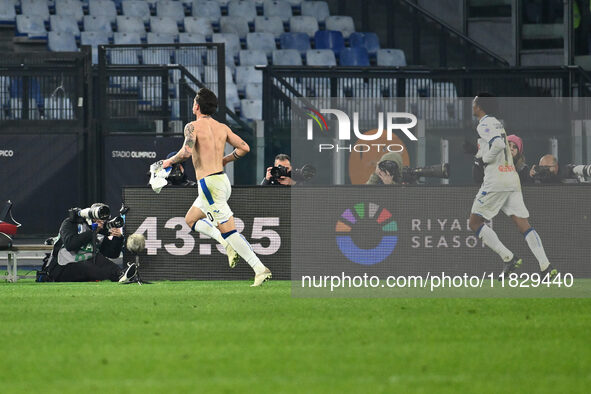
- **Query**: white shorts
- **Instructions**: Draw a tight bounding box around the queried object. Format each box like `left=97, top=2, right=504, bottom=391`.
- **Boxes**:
left=193, top=173, right=233, bottom=226
left=471, top=190, right=529, bottom=221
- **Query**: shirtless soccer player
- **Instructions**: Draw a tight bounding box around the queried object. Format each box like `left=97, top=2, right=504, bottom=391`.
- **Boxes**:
left=468, top=93, right=557, bottom=280
left=162, top=88, right=272, bottom=286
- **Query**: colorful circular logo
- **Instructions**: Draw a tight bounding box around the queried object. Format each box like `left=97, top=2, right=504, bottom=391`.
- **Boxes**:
left=335, top=202, right=398, bottom=265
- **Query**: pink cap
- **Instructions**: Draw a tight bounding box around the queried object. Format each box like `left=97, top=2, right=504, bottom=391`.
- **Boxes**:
left=507, top=134, right=523, bottom=154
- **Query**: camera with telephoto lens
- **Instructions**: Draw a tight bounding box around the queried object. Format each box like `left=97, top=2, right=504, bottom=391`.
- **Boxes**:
left=567, top=164, right=591, bottom=179
left=531, top=165, right=555, bottom=180
left=402, top=163, right=450, bottom=184
left=105, top=204, right=128, bottom=230
left=270, top=164, right=317, bottom=182
left=69, top=203, right=111, bottom=222
left=377, top=160, right=401, bottom=183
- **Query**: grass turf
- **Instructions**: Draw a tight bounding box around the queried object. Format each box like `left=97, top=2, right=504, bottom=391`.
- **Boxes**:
left=0, top=280, right=590, bottom=393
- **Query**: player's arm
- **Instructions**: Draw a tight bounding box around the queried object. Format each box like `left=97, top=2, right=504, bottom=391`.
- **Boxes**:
left=222, top=127, right=250, bottom=166
left=162, top=123, right=195, bottom=168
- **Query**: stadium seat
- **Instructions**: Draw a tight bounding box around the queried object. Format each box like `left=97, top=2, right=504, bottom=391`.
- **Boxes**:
left=48, top=31, right=78, bottom=52
left=44, top=96, right=73, bottom=120
left=0, top=0, right=16, bottom=25
left=285, top=0, right=302, bottom=7
left=301, top=1, right=329, bottom=23
left=264, top=0, right=291, bottom=23
left=16, top=15, right=47, bottom=39
left=50, top=15, right=80, bottom=37
left=432, top=82, right=458, bottom=98
left=289, top=16, right=318, bottom=38
left=325, top=16, right=355, bottom=38
left=142, top=48, right=172, bottom=64
left=272, top=49, right=301, bottom=65
left=21, top=0, right=49, bottom=22
left=122, top=1, right=151, bottom=23
left=147, top=32, right=177, bottom=44
left=117, top=16, right=146, bottom=36
left=226, top=82, right=240, bottom=110
left=314, top=30, right=344, bottom=56
left=235, top=65, right=262, bottom=89
left=55, top=0, right=84, bottom=23
left=376, top=48, right=406, bottom=66
left=339, top=47, right=369, bottom=66
left=192, top=0, right=221, bottom=24
left=349, top=32, right=380, bottom=55
left=81, top=31, right=110, bottom=63
left=89, top=0, right=118, bottom=24
left=246, top=32, right=276, bottom=57
left=156, top=0, right=185, bottom=24
left=211, top=33, right=241, bottom=65
left=151, top=16, right=179, bottom=34
left=279, top=32, right=309, bottom=55
left=184, top=17, right=213, bottom=37
left=220, top=16, right=249, bottom=39
left=245, top=82, right=262, bottom=99
left=175, top=48, right=204, bottom=65
left=239, top=49, right=268, bottom=66
left=204, top=65, right=234, bottom=85
left=10, top=77, right=42, bottom=104
left=84, top=15, right=113, bottom=35
left=306, top=49, right=335, bottom=66
left=114, top=32, right=142, bottom=45
left=9, top=98, right=40, bottom=119
left=254, top=16, right=284, bottom=38
left=228, top=0, right=256, bottom=23
left=179, top=32, right=207, bottom=43
left=240, top=99, right=262, bottom=120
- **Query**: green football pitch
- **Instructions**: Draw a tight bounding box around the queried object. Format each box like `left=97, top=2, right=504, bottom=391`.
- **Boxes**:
left=1, top=279, right=590, bottom=393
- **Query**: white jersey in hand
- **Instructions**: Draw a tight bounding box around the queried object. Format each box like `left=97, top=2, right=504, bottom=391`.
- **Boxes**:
left=476, top=115, right=520, bottom=192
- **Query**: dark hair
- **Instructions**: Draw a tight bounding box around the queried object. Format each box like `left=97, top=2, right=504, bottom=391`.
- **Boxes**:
left=195, top=88, right=218, bottom=115
left=274, top=153, right=291, bottom=163
left=474, top=92, right=497, bottom=116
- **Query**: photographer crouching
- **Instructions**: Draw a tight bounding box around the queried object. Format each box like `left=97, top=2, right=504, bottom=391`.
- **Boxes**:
left=47, top=203, right=135, bottom=283
left=261, top=153, right=316, bottom=186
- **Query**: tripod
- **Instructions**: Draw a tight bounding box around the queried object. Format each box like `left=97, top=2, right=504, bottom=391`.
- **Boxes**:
left=123, top=253, right=152, bottom=285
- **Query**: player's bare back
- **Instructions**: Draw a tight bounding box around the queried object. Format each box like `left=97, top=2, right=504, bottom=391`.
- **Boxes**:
left=189, top=116, right=228, bottom=179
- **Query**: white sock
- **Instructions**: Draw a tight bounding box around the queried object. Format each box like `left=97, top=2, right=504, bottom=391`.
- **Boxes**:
left=477, top=224, right=514, bottom=262
left=223, top=230, right=266, bottom=274
left=193, top=219, right=228, bottom=248
left=524, top=228, right=550, bottom=271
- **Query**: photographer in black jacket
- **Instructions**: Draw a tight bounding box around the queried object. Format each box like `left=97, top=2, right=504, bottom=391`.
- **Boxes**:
left=261, top=154, right=297, bottom=186
left=49, top=204, right=131, bottom=282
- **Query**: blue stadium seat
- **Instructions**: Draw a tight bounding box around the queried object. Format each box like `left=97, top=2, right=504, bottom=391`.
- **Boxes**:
left=254, top=16, right=284, bottom=38
left=220, top=16, right=249, bottom=39
left=156, top=0, right=185, bottom=24
left=204, top=65, right=234, bottom=85
left=264, top=0, right=291, bottom=23
left=50, top=15, right=80, bottom=37
left=239, top=49, right=268, bottom=66
left=211, top=33, right=241, bottom=65
left=226, top=82, right=240, bottom=110
left=142, top=48, right=172, bottom=64
left=279, top=32, right=309, bottom=55
left=9, top=98, right=40, bottom=119
left=184, top=16, right=213, bottom=37
left=0, top=0, right=16, bottom=25
left=240, top=98, right=262, bottom=120
left=179, top=32, right=207, bottom=43
left=272, top=49, right=301, bottom=65
left=84, top=15, right=113, bottom=35
left=175, top=48, right=204, bottom=65
left=117, top=16, right=146, bottom=36
left=10, top=77, right=42, bottom=104
left=213, top=0, right=231, bottom=7
left=235, top=65, right=262, bottom=90
left=339, top=47, right=369, bottom=66
left=325, top=16, right=355, bottom=38
left=349, top=32, right=380, bottom=56
left=306, top=49, right=335, bottom=66
left=48, top=31, right=78, bottom=52
left=110, top=49, right=139, bottom=66
left=81, top=31, right=110, bottom=63
left=289, top=16, right=318, bottom=38
left=44, top=96, right=73, bottom=120
left=21, top=0, right=49, bottom=22
left=122, top=0, right=151, bottom=23
left=89, top=0, right=118, bottom=24
left=245, top=82, right=262, bottom=99
left=147, top=32, right=177, bottom=44
left=228, top=0, right=256, bottom=24
left=114, top=32, right=142, bottom=45
left=301, top=1, right=329, bottom=23
left=246, top=32, right=276, bottom=57
left=286, top=0, right=302, bottom=7
left=192, top=0, right=221, bottom=24
left=55, top=0, right=84, bottom=23
left=16, top=15, right=47, bottom=39
left=377, top=48, right=406, bottom=66
left=314, top=30, right=344, bottom=56
left=150, top=16, right=179, bottom=34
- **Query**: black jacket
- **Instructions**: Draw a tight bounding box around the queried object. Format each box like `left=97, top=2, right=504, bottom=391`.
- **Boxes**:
left=59, top=217, right=123, bottom=259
